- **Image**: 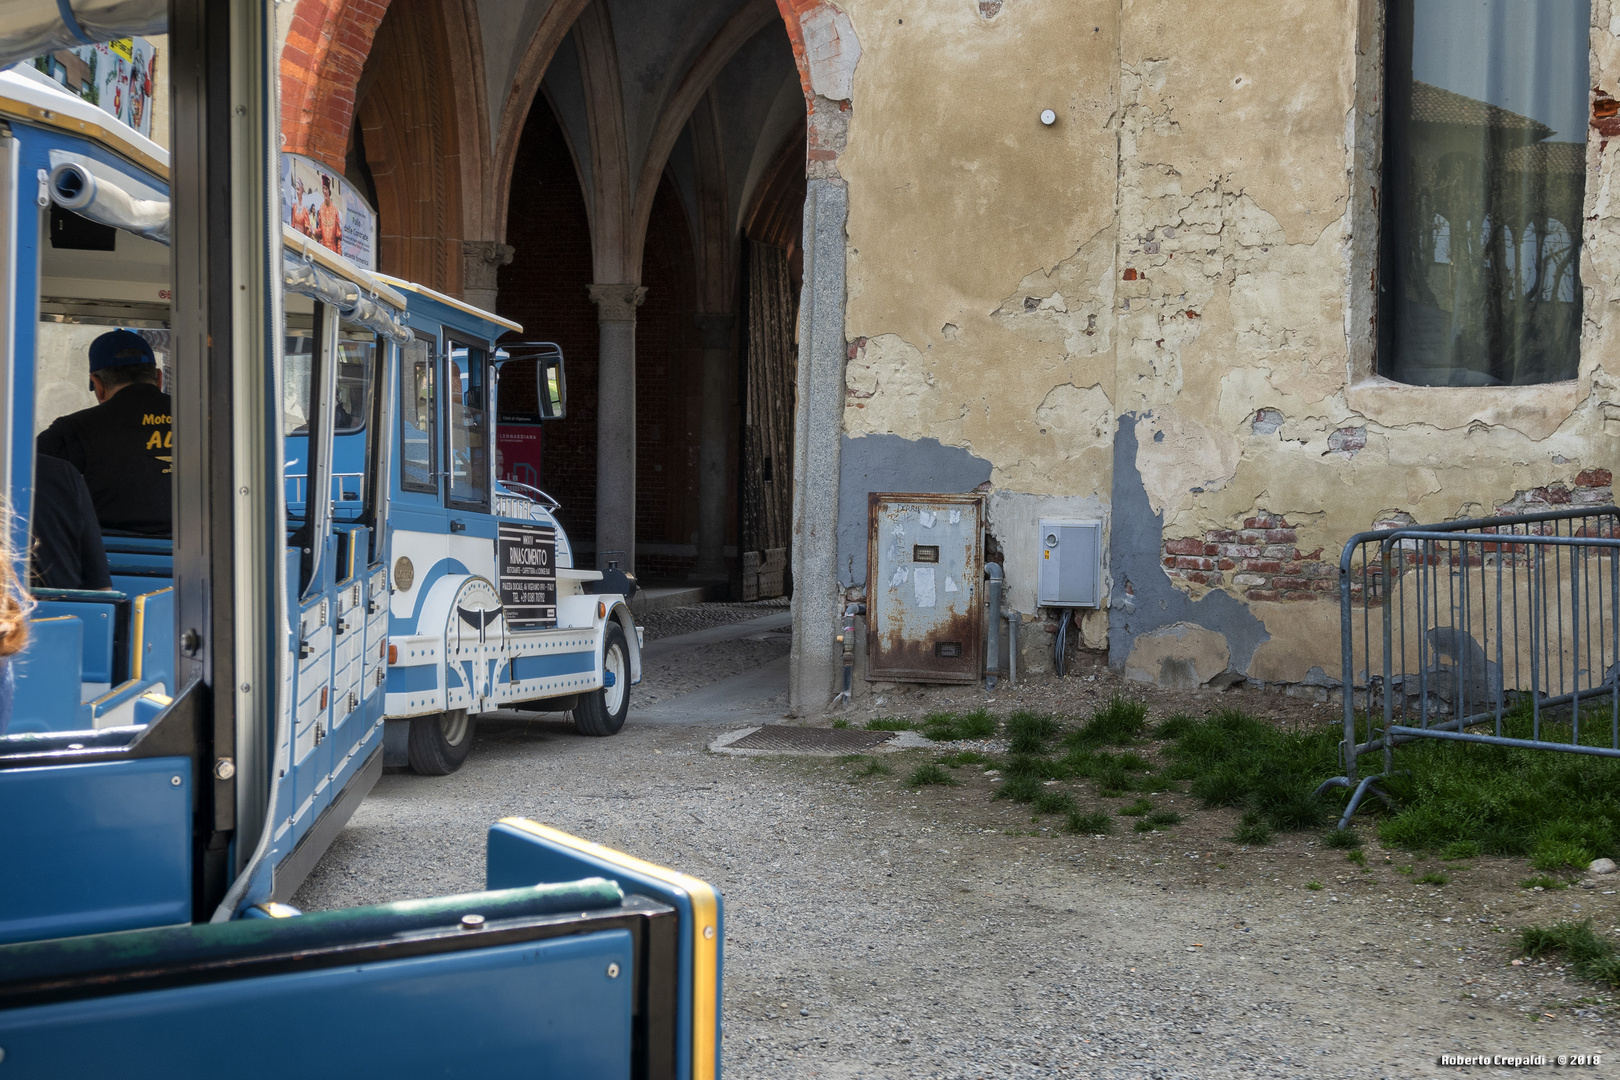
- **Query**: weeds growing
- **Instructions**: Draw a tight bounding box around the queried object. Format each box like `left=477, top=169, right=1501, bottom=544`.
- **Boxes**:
left=1324, top=828, right=1362, bottom=849
left=854, top=759, right=891, bottom=778
left=1417, top=871, right=1450, bottom=886
left=1064, top=809, right=1114, bottom=834
left=1521, top=875, right=1568, bottom=890
left=922, top=709, right=997, bottom=742
left=938, top=750, right=991, bottom=768
left=906, top=764, right=957, bottom=788
left=1134, top=811, right=1182, bottom=833
left=1120, top=797, right=1154, bottom=817
left=1232, top=810, right=1273, bottom=846
left=993, top=775, right=1042, bottom=803
left=1032, top=789, right=1078, bottom=816
left=1519, top=921, right=1620, bottom=988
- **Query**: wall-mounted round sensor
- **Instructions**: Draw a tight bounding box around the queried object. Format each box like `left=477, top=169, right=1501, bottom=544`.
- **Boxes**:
left=1039, top=109, right=1057, bottom=126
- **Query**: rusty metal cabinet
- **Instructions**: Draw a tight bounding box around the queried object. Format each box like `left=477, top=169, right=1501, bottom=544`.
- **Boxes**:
left=866, top=493, right=984, bottom=683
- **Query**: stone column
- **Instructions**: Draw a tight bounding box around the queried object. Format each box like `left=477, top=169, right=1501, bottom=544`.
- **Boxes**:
left=789, top=179, right=848, bottom=716
left=462, top=241, right=514, bottom=312
left=691, top=313, right=734, bottom=583
left=588, top=283, right=646, bottom=573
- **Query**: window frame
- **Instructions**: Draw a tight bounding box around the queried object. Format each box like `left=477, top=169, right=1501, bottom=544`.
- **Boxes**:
left=398, top=331, right=439, bottom=496
left=443, top=337, right=491, bottom=514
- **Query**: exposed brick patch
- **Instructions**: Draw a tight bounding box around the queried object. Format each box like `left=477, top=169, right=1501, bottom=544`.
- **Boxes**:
left=280, top=0, right=393, bottom=169
left=1162, top=511, right=1330, bottom=601
left=1495, top=475, right=1615, bottom=516
left=1327, top=425, right=1367, bottom=457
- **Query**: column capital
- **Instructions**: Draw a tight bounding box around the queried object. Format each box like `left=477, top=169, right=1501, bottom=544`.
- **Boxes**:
left=588, top=283, right=648, bottom=322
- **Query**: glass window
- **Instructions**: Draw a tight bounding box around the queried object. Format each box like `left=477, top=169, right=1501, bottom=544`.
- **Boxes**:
left=1380, top=0, right=1589, bottom=386
left=446, top=342, right=488, bottom=510
left=282, top=314, right=316, bottom=437
left=334, top=326, right=374, bottom=434
left=400, top=336, right=437, bottom=493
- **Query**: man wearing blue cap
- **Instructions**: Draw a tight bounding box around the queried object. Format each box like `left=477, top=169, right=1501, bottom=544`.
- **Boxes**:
left=36, top=328, right=172, bottom=536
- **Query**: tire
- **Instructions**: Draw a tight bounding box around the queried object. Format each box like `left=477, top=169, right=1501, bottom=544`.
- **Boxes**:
left=573, top=622, right=630, bottom=737
left=406, top=708, right=476, bottom=775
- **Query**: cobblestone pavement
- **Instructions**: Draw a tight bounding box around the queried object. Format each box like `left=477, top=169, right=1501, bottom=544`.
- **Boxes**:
left=295, top=607, right=1615, bottom=1078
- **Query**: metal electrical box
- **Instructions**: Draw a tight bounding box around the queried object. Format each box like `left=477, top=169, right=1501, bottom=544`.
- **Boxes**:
left=867, top=492, right=984, bottom=683
left=1037, top=519, right=1102, bottom=607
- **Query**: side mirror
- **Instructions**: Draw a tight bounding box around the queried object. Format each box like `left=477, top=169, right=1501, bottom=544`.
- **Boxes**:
left=539, top=350, right=566, bottom=420
left=495, top=342, right=566, bottom=422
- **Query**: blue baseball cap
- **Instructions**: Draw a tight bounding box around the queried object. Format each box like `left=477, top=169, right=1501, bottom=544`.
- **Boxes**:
left=88, top=329, right=155, bottom=372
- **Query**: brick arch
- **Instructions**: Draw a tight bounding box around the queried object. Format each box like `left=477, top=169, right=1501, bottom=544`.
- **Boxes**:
left=279, top=0, right=392, bottom=169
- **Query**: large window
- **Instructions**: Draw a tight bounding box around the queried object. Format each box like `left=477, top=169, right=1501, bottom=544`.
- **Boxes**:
left=1380, top=0, right=1589, bottom=386
left=400, top=335, right=437, bottom=493
left=446, top=342, right=489, bottom=510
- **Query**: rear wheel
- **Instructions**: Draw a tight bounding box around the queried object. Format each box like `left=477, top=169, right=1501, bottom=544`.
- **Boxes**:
left=573, top=622, right=630, bottom=737
left=407, top=708, right=475, bottom=775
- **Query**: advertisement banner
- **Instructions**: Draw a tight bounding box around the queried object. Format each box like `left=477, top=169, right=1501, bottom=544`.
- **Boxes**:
left=31, top=39, right=158, bottom=138
left=498, top=523, right=557, bottom=630
left=497, top=425, right=545, bottom=490
left=280, top=153, right=377, bottom=270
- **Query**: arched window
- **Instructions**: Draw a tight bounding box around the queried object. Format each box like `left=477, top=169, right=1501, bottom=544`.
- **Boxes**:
left=1379, top=0, right=1588, bottom=386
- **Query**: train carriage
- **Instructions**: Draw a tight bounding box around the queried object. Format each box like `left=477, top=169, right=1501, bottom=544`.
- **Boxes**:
left=0, top=5, right=716, bottom=1076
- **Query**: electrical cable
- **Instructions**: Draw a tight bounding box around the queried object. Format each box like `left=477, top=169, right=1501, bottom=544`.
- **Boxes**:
left=1054, top=607, right=1071, bottom=678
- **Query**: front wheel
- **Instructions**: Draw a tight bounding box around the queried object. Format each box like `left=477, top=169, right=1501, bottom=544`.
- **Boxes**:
left=573, top=622, right=630, bottom=736
left=407, top=708, right=476, bottom=774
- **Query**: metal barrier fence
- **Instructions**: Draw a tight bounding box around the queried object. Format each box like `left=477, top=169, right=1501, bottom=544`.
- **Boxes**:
left=1319, top=505, right=1620, bottom=827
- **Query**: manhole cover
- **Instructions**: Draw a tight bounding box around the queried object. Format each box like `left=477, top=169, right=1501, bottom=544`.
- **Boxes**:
left=721, top=726, right=896, bottom=754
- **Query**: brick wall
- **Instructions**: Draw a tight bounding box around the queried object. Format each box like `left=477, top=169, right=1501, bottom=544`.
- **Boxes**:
left=496, top=100, right=599, bottom=545
left=495, top=101, right=703, bottom=579
left=1162, top=511, right=1334, bottom=601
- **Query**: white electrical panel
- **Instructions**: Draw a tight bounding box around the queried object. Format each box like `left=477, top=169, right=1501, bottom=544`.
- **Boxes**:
left=1037, top=519, right=1102, bottom=607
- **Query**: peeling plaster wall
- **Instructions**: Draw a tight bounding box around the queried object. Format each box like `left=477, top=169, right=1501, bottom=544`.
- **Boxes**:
left=824, top=0, right=1620, bottom=693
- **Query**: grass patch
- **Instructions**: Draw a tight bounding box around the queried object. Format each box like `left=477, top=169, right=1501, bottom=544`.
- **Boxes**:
left=1120, top=797, right=1155, bottom=817
left=1063, top=809, right=1114, bottom=834
left=1065, top=696, right=1149, bottom=751
left=921, top=709, right=997, bottom=742
left=1032, top=789, right=1077, bottom=816
left=938, top=750, right=991, bottom=768
left=1157, top=709, right=1335, bottom=834
left=1306, top=881, right=1323, bottom=891
left=865, top=718, right=915, bottom=731
left=1007, top=711, right=1059, bottom=755
left=1442, top=840, right=1481, bottom=861
left=1346, top=849, right=1367, bottom=867
left=854, top=759, right=891, bottom=777
left=1417, top=871, right=1450, bottom=886
left=1521, top=875, right=1568, bottom=890
left=1519, top=921, right=1620, bottom=988
left=906, top=764, right=958, bottom=788
left=1374, top=702, right=1620, bottom=866
left=1004, top=754, right=1067, bottom=781
left=1232, top=810, right=1273, bottom=846
left=993, top=775, right=1042, bottom=803
left=832, top=718, right=850, bottom=729
left=1134, top=811, right=1182, bottom=833
left=1324, top=828, right=1363, bottom=849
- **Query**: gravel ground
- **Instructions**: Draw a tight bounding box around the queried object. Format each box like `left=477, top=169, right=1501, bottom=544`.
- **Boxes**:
left=295, top=608, right=1619, bottom=1077
left=637, top=598, right=790, bottom=641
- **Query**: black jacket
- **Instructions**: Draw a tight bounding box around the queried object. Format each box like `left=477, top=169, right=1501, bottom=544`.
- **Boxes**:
left=37, top=382, right=172, bottom=536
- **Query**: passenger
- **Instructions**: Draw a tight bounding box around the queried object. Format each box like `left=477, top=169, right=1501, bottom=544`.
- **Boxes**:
left=36, top=329, right=173, bottom=537
left=29, top=454, right=111, bottom=591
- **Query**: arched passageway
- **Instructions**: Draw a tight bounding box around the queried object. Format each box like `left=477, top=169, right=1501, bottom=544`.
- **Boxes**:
left=278, top=0, right=857, bottom=710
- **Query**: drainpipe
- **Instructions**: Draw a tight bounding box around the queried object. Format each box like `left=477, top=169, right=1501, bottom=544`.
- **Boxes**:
left=985, top=563, right=1003, bottom=691
left=836, top=603, right=864, bottom=707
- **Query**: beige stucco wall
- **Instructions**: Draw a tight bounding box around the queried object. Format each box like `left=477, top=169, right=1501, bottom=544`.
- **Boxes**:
left=832, top=0, right=1620, bottom=689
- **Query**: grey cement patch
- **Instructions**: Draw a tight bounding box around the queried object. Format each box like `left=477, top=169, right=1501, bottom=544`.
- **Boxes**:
left=1107, top=414, right=1270, bottom=677
left=836, top=434, right=993, bottom=586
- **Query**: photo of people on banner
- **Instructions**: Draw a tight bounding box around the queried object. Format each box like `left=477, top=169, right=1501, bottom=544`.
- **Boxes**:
left=31, top=38, right=158, bottom=139
left=279, top=153, right=378, bottom=270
